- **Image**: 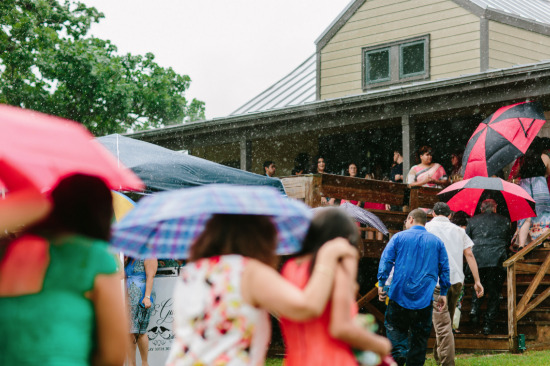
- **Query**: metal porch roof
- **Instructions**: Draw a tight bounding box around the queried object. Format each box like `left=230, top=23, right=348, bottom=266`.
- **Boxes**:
left=230, top=54, right=316, bottom=116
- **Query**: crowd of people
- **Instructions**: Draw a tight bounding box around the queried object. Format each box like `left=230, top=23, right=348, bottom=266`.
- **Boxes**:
left=3, top=136, right=550, bottom=366
left=266, top=146, right=463, bottom=210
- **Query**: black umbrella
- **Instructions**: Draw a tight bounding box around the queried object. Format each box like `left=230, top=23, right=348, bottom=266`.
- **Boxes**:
left=97, top=134, right=285, bottom=194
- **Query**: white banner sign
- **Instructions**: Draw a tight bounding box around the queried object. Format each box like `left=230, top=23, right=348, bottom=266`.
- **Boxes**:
left=136, top=273, right=178, bottom=366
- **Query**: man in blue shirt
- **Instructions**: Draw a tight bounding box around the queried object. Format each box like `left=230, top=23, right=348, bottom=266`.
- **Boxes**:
left=378, top=209, right=450, bottom=366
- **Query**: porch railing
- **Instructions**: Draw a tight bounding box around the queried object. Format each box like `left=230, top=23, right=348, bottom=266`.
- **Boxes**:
left=503, top=229, right=550, bottom=351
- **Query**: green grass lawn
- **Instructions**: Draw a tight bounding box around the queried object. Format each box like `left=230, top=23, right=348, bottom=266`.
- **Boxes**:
left=267, top=350, right=550, bottom=365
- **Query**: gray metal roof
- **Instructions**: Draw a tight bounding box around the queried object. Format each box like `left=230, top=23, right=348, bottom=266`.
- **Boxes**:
left=470, top=0, right=550, bottom=25
left=230, top=54, right=316, bottom=116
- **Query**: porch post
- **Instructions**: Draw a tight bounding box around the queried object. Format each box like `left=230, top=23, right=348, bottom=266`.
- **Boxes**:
left=240, top=139, right=252, bottom=172
left=401, top=114, right=415, bottom=176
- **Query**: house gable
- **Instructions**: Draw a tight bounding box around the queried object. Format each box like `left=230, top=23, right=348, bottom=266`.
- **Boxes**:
left=317, top=0, right=550, bottom=101
left=317, top=0, right=480, bottom=100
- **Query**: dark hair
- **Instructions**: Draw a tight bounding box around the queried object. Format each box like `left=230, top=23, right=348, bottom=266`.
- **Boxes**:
left=451, top=210, right=470, bottom=227
left=292, top=153, right=310, bottom=175
left=519, top=137, right=546, bottom=179
left=296, top=208, right=360, bottom=274
left=30, top=174, right=113, bottom=241
left=190, top=214, right=278, bottom=267
left=313, top=155, right=327, bottom=173
left=346, top=162, right=358, bottom=177
left=263, top=160, right=274, bottom=169
left=408, top=208, right=427, bottom=225
left=393, top=149, right=402, bottom=156
left=418, top=146, right=432, bottom=158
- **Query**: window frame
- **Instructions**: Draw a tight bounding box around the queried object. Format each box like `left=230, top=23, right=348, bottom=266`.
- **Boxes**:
left=364, top=47, right=392, bottom=84
left=362, top=35, right=430, bottom=90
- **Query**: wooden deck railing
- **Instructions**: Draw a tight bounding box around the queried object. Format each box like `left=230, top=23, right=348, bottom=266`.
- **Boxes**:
left=503, top=229, right=550, bottom=351
left=281, top=173, right=441, bottom=210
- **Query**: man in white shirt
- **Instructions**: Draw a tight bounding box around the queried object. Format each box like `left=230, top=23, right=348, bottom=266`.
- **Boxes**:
left=426, top=202, right=484, bottom=366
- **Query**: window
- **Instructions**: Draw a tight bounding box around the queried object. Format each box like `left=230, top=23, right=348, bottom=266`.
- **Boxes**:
left=362, top=35, right=429, bottom=89
left=365, top=48, right=390, bottom=83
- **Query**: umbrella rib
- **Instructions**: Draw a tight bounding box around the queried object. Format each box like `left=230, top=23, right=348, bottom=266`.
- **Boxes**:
left=525, top=118, right=536, bottom=134
left=518, top=117, right=528, bottom=137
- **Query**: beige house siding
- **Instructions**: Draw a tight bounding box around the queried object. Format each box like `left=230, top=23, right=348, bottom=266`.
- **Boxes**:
left=319, top=0, right=480, bottom=100
left=488, top=21, right=550, bottom=70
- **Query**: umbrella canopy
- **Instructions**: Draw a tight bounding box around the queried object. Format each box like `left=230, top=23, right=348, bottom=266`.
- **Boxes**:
left=462, top=101, right=546, bottom=179
left=313, top=202, right=389, bottom=236
left=110, top=185, right=311, bottom=259
left=0, top=105, right=143, bottom=192
left=111, top=191, right=136, bottom=221
left=97, top=134, right=285, bottom=194
left=438, top=176, right=535, bottom=222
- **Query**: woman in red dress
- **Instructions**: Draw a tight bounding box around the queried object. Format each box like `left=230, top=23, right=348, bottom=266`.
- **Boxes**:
left=280, top=208, right=392, bottom=366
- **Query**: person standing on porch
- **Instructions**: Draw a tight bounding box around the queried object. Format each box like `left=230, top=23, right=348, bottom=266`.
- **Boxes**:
left=263, top=160, right=276, bottom=177
left=426, top=202, right=484, bottom=366
left=378, top=209, right=450, bottom=366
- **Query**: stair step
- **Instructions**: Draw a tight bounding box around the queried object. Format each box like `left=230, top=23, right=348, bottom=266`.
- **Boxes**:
left=428, top=334, right=509, bottom=350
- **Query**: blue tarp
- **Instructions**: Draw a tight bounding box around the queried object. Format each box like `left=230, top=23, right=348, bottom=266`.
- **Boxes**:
left=97, top=134, right=285, bottom=194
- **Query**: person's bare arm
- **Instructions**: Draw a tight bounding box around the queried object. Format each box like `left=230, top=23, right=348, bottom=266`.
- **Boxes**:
left=142, top=259, right=158, bottom=308
left=0, top=161, right=52, bottom=233
left=329, top=258, right=391, bottom=359
left=542, top=154, right=550, bottom=176
left=91, top=272, right=128, bottom=366
left=243, top=238, right=357, bottom=321
left=464, top=247, right=484, bottom=298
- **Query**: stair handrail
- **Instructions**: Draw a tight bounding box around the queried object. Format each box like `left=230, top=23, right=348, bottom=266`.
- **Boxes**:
left=503, top=229, right=550, bottom=352
left=503, top=229, right=550, bottom=268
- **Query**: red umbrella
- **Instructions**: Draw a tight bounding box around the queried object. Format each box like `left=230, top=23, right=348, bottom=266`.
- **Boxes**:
left=438, top=176, right=535, bottom=222
left=462, top=101, right=546, bottom=179
left=0, top=105, right=144, bottom=193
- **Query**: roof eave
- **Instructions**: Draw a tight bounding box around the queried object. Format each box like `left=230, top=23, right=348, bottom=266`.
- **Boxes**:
left=127, top=61, right=550, bottom=140
left=315, top=0, right=366, bottom=52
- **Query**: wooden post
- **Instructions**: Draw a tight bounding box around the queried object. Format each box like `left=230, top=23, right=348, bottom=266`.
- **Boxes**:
left=304, top=175, right=322, bottom=208
left=508, top=264, right=518, bottom=352
left=402, top=114, right=415, bottom=177
left=240, top=139, right=252, bottom=172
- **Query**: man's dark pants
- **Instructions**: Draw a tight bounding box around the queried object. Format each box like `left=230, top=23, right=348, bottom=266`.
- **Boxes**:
left=470, top=267, right=505, bottom=329
left=385, top=299, right=433, bottom=366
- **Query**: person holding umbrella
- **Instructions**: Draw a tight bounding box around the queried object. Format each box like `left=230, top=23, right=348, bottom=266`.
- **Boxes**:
left=112, top=185, right=358, bottom=366
left=466, top=199, right=511, bottom=335
left=0, top=174, right=127, bottom=366
left=514, top=139, right=550, bottom=249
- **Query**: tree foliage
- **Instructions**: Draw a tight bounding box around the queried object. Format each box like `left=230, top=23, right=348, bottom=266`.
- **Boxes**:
left=0, top=0, right=205, bottom=135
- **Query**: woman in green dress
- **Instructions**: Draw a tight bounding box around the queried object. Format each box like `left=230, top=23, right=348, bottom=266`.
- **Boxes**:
left=0, top=174, right=127, bottom=366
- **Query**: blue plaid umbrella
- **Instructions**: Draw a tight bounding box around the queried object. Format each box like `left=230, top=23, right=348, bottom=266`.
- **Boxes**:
left=110, top=184, right=312, bottom=259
